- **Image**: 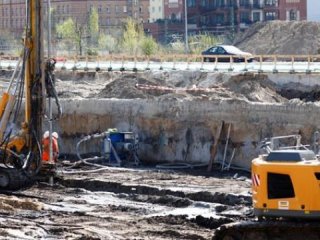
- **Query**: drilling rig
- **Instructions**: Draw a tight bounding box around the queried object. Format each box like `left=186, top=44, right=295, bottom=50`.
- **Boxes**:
left=0, top=0, right=57, bottom=190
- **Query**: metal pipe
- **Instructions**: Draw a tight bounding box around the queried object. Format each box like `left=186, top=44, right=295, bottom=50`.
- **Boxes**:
left=47, top=0, right=54, bottom=164
left=184, top=0, right=189, bottom=53
left=6, top=58, right=22, bottom=93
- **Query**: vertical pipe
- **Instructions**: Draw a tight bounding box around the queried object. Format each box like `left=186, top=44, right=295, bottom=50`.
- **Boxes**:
left=184, top=0, right=189, bottom=53
left=47, top=0, right=53, bottom=163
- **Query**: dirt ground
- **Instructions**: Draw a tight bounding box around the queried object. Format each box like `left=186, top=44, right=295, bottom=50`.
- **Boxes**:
left=0, top=70, right=319, bottom=239
left=55, top=70, right=320, bottom=103
left=0, top=166, right=251, bottom=239
left=55, top=71, right=293, bottom=103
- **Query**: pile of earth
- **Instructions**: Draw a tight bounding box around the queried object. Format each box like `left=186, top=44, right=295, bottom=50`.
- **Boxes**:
left=234, top=21, right=320, bottom=55
left=90, top=72, right=287, bottom=103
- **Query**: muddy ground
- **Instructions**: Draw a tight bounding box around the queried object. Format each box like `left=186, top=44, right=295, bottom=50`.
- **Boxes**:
left=0, top=70, right=319, bottom=239
left=0, top=166, right=251, bottom=239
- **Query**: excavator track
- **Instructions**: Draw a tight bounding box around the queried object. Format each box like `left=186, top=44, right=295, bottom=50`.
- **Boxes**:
left=0, top=168, right=31, bottom=190
left=213, top=220, right=320, bottom=240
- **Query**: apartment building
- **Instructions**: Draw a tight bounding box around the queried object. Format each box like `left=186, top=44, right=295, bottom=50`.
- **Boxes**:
left=164, top=0, right=184, bottom=21
left=149, top=0, right=164, bottom=23
left=0, top=0, right=150, bottom=36
left=187, top=0, right=307, bottom=34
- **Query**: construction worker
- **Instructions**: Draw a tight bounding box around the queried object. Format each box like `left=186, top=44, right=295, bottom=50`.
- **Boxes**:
left=42, top=131, right=59, bottom=163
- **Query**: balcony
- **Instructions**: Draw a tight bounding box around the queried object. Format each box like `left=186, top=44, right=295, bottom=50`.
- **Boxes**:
left=252, top=3, right=264, bottom=9
left=200, top=3, right=238, bottom=12
left=239, top=4, right=252, bottom=9
left=199, top=2, right=268, bottom=11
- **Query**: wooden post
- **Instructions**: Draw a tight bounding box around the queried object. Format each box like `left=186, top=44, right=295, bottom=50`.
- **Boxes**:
left=207, top=121, right=224, bottom=172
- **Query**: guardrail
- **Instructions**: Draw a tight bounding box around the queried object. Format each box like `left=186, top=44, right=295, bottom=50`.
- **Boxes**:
left=0, top=54, right=320, bottom=73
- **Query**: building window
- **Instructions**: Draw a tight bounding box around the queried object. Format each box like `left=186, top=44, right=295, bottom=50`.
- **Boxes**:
left=212, top=13, right=224, bottom=25
left=265, top=0, right=278, bottom=6
left=240, top=12, right=250, bottom=23
left=289, top=10, right=297, bottom=20
left=187, top=0, right=196, bottom=7
left=240, top=0, right=250, bottom=7
left=265, top=11, right=276, bottom=20
left=215, top=0, right=224, bottom=7
left=252, top=12, right=261, bottom=22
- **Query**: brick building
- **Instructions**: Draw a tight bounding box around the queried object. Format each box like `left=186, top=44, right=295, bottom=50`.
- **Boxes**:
left=0, top=0, right=150, bottom=36
left=0, top=0, right=308, bottom=44
left=187, top=0, right=307, bottom=34
left=149, top=0, right=164, bottom=23
left=164, top=0, right=184, bottom=21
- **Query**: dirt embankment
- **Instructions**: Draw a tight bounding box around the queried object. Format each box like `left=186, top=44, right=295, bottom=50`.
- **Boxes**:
left=234, top=21, right=320, bottom=55
left=55, top=71, right=320, bottom=103
left=56, top=71, right=290, bottom=103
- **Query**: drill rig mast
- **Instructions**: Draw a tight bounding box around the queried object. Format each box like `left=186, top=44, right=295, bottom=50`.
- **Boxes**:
left=0, top=0, right=45, bottom=189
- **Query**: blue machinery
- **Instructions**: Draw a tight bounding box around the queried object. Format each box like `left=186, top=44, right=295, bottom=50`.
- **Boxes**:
left=76, top=129, right=139, bottom=166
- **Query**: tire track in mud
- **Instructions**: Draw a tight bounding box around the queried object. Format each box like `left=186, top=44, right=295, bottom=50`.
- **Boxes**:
left=60, top=178, right=252, bottom=207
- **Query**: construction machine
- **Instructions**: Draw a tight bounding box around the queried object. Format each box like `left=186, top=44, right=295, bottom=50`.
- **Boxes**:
left=0, top=1, right=58, bottom=190
left=214, top=135, right=320, bottom=240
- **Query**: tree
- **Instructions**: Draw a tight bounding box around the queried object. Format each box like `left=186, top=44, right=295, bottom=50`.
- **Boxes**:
left=88, top=7, right=99, bottom=47
left=98, top=34, right=117, bottom=53
left=56, top=18, right=86, bottom=55
left=140, top=36, right=158, bottom=56
left=121, top=18, right=144, bottom=55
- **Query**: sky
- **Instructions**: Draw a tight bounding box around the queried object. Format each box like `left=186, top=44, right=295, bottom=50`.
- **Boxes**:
left=307, top=0, right=320, bottom=21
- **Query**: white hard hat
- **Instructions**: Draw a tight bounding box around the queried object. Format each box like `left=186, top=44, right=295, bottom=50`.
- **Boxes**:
left=43, top=131, right=49, bottom=139
left=52, top=132, right=59, bottom=139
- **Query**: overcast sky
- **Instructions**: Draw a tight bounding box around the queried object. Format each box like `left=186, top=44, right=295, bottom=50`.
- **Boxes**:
left=308, top=0, right=320, bottom=21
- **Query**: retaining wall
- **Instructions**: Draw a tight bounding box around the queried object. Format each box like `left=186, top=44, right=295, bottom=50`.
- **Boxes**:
left=56, top=98, right=320, bottom=169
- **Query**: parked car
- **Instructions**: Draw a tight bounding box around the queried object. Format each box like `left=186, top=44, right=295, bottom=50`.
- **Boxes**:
left=202, top=45, right=253, bottom=62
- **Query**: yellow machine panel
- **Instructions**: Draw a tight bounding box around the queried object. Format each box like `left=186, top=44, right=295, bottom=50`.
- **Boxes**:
left=252, top=150, right=320, bottom=218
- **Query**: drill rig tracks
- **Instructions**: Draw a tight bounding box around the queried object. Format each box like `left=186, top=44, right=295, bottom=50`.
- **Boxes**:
left=213, top=220, right=320, bottom=240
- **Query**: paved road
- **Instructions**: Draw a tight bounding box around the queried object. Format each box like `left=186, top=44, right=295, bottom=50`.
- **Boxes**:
left=1, top=60, right=320, bottom=73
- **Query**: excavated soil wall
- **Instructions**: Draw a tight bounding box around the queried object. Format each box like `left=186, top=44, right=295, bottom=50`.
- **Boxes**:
left=2, top=69, right=320, bottom=169
left=57, top=98, right=320, bottom=169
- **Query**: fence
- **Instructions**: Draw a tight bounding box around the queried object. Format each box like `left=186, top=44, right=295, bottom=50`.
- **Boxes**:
left=0, top=54, right=320, bottom=73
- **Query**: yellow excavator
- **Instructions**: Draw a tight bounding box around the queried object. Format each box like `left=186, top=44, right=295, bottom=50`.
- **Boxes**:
left=214, top=135, right=320, bottom=240
left=0, top=1, right=58, bottom=190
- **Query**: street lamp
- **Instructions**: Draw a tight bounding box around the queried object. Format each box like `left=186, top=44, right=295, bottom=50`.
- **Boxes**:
left=184, top=0, right=189, bottom=53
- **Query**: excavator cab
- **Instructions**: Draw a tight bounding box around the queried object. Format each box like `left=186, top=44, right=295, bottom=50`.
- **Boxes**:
left=252, top=134, right=320, bottom=219
left=252, top=148, right=320, bottom=219
left=214, top=135, right=320, bottom=240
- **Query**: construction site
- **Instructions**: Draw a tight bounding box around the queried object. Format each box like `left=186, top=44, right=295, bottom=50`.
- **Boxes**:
left=1, top=1, right=320, bottom=240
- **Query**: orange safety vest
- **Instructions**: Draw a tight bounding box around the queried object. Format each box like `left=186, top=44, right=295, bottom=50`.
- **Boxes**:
left=42, top=137, right=59, bottom=162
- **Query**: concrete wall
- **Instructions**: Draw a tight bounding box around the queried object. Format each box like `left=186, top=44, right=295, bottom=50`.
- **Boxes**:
left=56, top=98, right=320, bottom=169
